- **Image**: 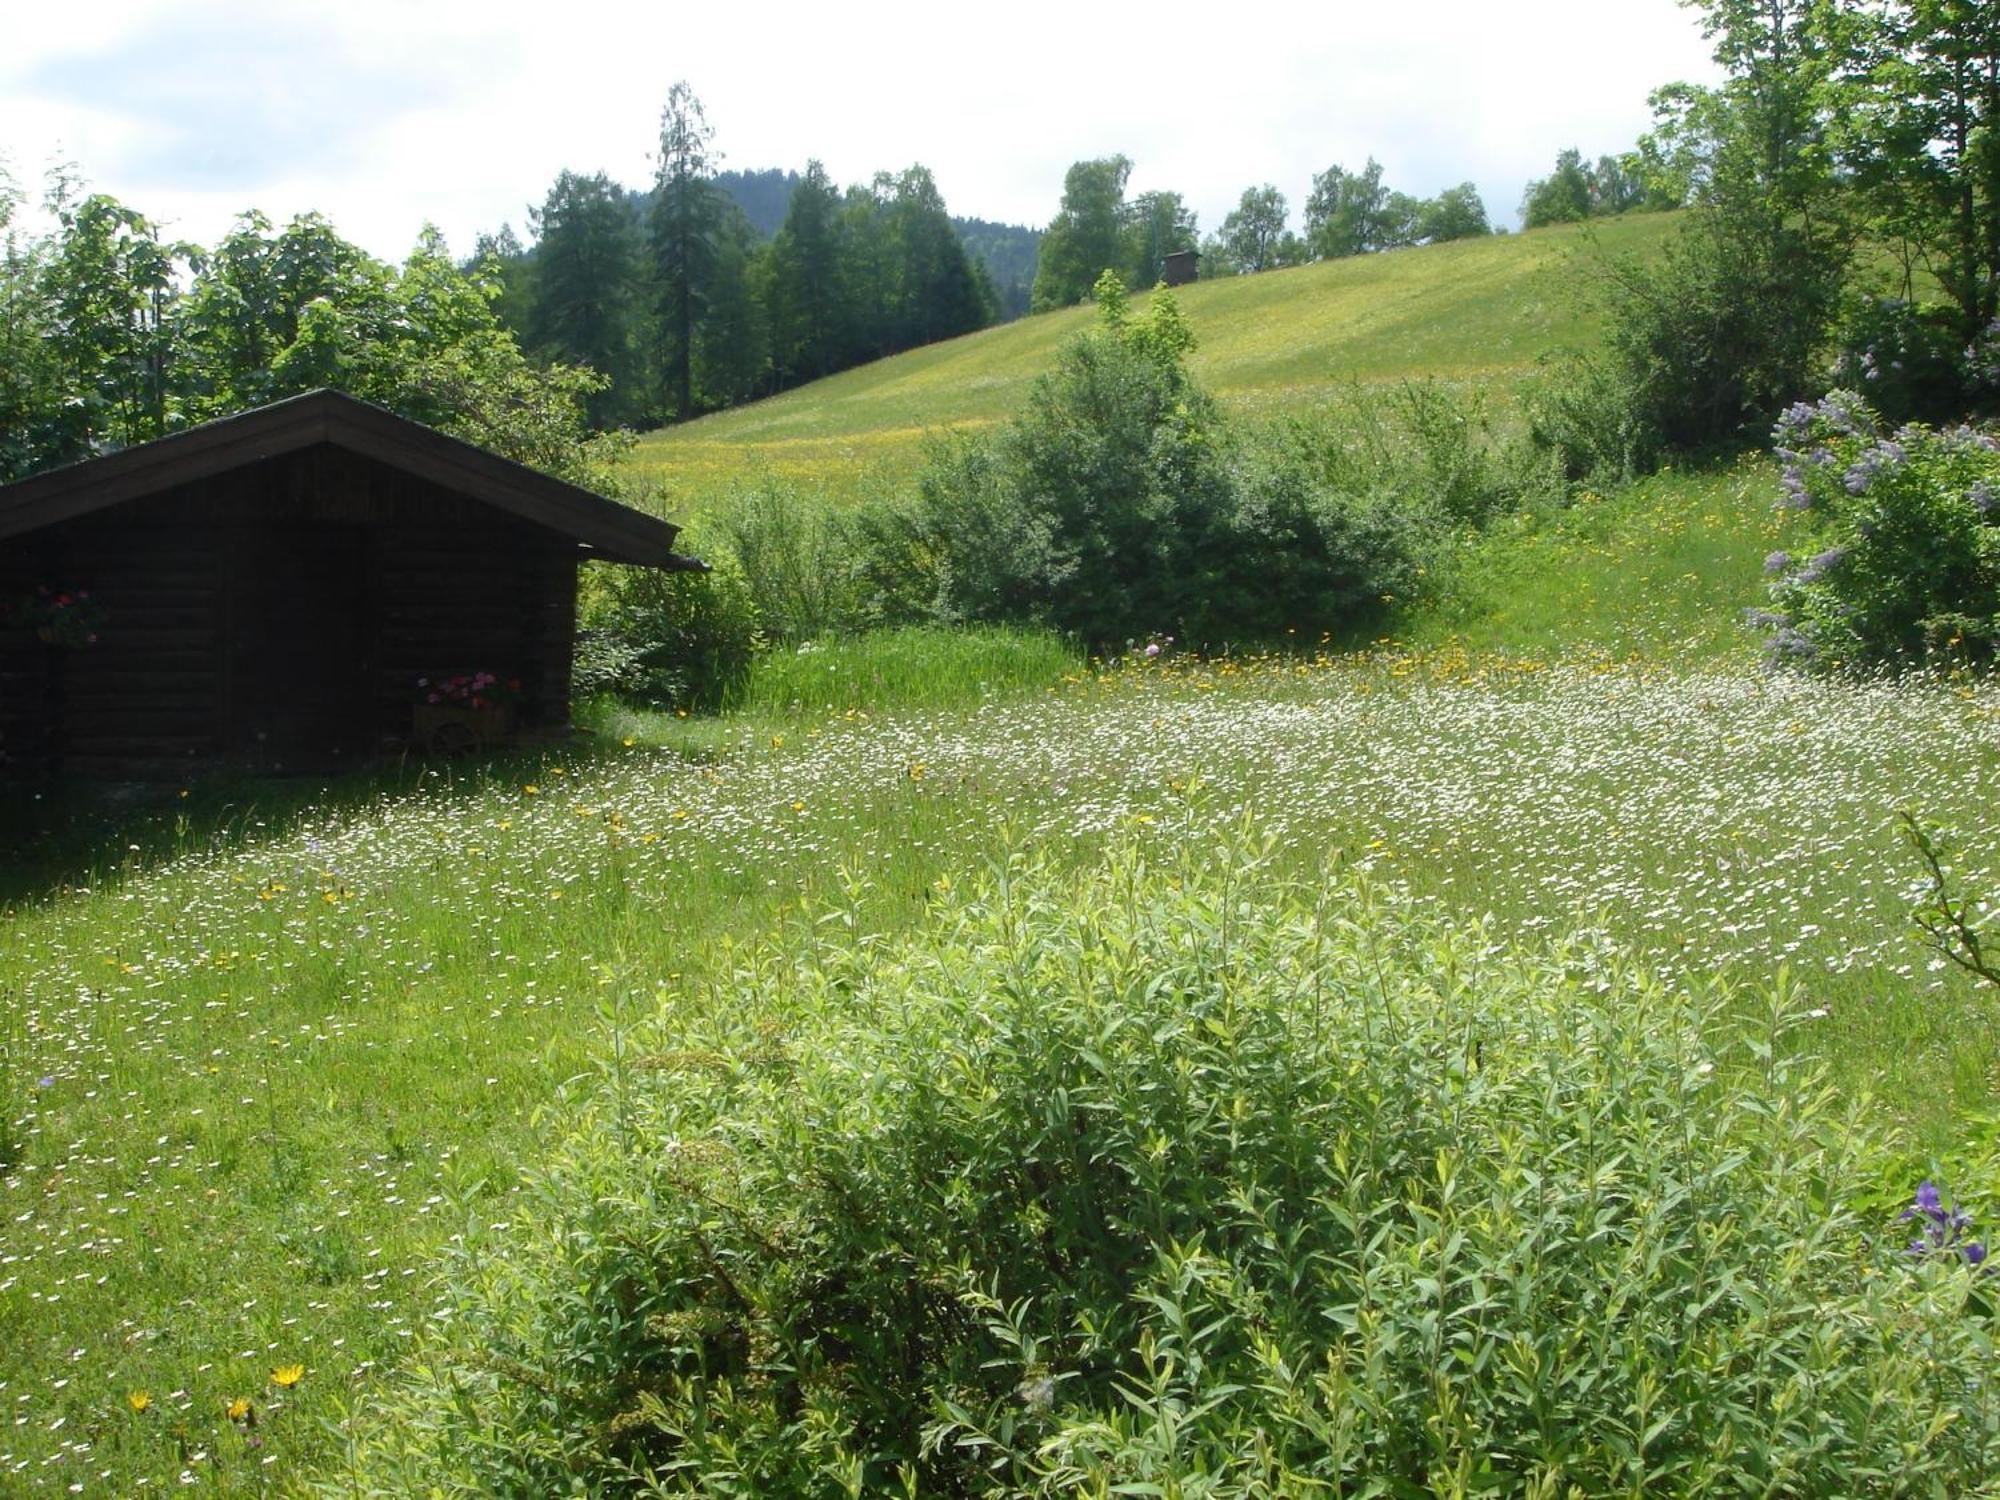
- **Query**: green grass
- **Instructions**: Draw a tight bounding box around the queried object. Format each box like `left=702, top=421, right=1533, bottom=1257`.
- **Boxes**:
left=6, top=628, right=2000, bottom=1491
left=7, top=206, right=1997, bottom=1493
left=733, top=624, right=1083, bottom=719
left=1407, top=457, right=1798, bottom=664
left=625, top=213, right=1681, bottom=511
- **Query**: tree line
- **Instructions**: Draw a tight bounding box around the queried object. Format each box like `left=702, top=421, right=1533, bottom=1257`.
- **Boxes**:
left=0, top=167, right=618, bottom=489
left=7, top=0, right=1990, bottom=482
left=1536, top=0, right=2000, bottom=469
left=472, top=83, right=1004, bottom=431
left=1024, top=142, right=1680, bottom=306
left=1027, top=156, right=1499, bottom=306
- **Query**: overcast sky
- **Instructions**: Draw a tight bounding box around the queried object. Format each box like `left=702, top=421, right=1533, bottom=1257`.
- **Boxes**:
left=3, top=0, right=1723, bottom=261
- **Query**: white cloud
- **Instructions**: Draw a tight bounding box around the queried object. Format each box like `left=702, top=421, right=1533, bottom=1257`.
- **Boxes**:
left=0, top=0, right=1722, bottom=258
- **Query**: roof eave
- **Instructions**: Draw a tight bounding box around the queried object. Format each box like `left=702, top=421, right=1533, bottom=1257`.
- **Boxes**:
left=0, top=390, right=698, bottom=567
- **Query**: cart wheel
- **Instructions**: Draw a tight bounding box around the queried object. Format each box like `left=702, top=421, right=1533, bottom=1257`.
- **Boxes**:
left=426, top=719, right=480, bottom=757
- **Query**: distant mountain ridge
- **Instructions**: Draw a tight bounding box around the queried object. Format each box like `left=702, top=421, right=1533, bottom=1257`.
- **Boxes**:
left=714, top=168, right=1041, bottom=322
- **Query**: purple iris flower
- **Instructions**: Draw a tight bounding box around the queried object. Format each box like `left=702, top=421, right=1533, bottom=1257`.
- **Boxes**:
left=1902, top=1180, right=1988, bottom=1268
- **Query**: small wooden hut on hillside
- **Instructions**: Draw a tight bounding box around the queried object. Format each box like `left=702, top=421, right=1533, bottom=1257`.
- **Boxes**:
left=0, top=390, right=700, bottom=780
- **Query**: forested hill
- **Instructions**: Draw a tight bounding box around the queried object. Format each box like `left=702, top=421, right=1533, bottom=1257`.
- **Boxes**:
left=951, top=218, right=1041, bottom=320
left=713, top=168, right=800, bottom=237
left=713, top=168, right=1041, bottom=319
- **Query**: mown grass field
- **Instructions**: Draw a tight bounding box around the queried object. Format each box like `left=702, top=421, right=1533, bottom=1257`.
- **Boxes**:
left=625, top=212, right=1682, bottom=511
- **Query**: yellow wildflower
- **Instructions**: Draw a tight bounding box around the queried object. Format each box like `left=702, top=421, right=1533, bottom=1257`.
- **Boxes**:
left=271, top=1364, right=304, bottom=1389
left=127, top=1391, right=151, bottom=1413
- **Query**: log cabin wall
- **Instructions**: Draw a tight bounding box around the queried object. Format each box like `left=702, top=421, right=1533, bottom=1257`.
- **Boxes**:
left=2, top=443, right=581, bottom=780
left=0, top=532, right=63, bottom=777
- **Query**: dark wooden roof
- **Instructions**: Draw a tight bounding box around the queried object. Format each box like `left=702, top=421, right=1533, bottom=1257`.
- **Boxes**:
left=0, top=389, right=703, bottom=570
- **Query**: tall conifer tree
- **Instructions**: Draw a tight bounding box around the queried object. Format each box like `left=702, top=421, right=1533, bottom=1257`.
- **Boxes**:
left=649, top=82, right=720, bottom=422
left=529, top=170, right=642, bottom=426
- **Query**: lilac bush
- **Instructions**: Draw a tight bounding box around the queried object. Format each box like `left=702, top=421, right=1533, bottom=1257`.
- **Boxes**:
left=1758, top=391, right=2000, bottom=669
left=1830, top=297, right=1987, bottom=425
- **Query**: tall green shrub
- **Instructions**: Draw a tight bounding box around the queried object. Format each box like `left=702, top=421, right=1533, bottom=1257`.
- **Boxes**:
left=331, top=826, right=2000, bottom=1497
left=1520, top=350, right=1660, bottom=488
left=1272, top=379, right=1515, bottom=528
left=578, top=548, right=762, bottom=712
left=712, top=478, right=866, bottom=643
left=900, top=276, right=1438, bottom=650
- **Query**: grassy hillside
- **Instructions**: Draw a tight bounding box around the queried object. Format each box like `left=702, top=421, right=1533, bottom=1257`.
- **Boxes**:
left=627, top=212, right=1681, bottom=507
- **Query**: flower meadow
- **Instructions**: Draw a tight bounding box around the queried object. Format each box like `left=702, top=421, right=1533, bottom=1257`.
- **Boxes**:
left=2, top=647, right=1999, bottom=1489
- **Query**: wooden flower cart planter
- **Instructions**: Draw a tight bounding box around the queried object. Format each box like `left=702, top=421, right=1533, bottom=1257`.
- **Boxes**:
left=412, top=701, right=516, bottom=757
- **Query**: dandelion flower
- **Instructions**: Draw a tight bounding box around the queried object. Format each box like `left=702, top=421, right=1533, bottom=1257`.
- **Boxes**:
left=271, top=1364, right=305, bottom=1389
left=128, top=1391, right=151, bottom=1413
left=226, top=1397, right=254, bottom=1423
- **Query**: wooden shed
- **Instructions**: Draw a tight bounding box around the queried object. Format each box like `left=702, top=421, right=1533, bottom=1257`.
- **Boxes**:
left=0, top=390, right=700, bottom=780
left=1161, top=249, right=1200, bottom=287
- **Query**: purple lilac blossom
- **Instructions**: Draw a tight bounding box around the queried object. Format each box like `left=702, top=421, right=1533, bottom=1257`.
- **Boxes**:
left=1843, top=442, right=1901, bottom=495
left=1798, top=546, right=1849, bottom=584
left=1774, top=401, right=1819, bottom=444
left=1763, top=550, right=1792, bottom=575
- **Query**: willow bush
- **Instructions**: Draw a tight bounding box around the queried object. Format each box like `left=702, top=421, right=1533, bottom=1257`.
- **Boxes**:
left=332, top=822, right=2000, bottom=1496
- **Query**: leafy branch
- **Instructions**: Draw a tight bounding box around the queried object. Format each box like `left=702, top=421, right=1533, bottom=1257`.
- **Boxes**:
left=1900, top=810, right=2000, bottom=990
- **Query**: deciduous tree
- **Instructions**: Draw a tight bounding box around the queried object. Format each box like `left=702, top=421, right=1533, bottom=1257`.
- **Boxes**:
left=1306, top=159, right=1392, bottom=258
left=1031, top=156, right=1132, bottom=310
left=1221, top=184, right=1289, bottom=272
left=1845, top=0, right=2000, bottom=343
left=1522, top=148, right=1594, bottom=226
left=1419, top=183, right=1492, bottom=242
left=1124, top=189, right=1197, bottom=288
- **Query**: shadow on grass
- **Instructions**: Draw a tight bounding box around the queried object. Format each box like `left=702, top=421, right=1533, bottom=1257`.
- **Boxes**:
left=0, top=730, right=697, bottom=909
